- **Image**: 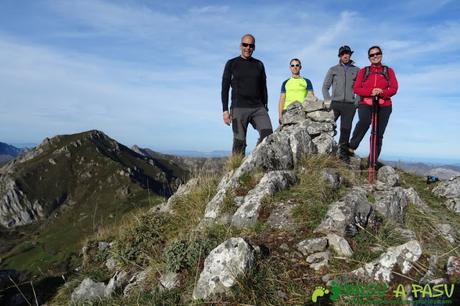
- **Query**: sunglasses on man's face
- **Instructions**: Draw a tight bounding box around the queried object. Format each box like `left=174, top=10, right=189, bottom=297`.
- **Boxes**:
left=290, top=64, right=300, bottom=67
left=369, top=52, right=382, bottom=58
left=241, top=43, right=255, bottom=49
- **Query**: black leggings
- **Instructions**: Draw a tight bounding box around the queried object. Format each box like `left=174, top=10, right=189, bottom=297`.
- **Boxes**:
left=349, top=104, right=392, bottom=159
left=331, top=101, right=357, bottom=146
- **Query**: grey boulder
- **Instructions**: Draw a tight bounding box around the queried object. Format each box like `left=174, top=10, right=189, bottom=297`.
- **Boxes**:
left=193, top=238, right=254, bottom=300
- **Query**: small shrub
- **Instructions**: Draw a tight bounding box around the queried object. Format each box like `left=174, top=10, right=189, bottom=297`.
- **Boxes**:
left=163, top=236, right=220, bottom=273
left=114, top=213, right=176, bottom=266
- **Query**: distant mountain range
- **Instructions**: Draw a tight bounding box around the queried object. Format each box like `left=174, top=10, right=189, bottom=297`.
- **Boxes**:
left=160, top=149, right=230, bottom=157
left=0, top=142, right=23, bottom=165
left=384, top=160, right=460, bottom=180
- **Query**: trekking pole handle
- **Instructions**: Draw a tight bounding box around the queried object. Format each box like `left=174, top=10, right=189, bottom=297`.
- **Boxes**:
left=372, top=95, right=379, bottom=110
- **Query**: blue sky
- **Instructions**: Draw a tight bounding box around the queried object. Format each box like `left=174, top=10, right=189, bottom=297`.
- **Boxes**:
left=1, top=0, right=459, bottom=163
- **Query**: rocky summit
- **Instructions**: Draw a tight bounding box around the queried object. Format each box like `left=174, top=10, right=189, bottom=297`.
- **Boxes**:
left=2, top=98, right=460, bottom=305
left=0, top=130, right=186, bottom=228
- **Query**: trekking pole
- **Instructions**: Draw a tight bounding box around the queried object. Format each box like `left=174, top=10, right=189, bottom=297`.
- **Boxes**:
left=368, top=95, right=379, bottom=184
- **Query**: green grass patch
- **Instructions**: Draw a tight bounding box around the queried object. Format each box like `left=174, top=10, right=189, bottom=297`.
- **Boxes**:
left=224, top=153, right=244, bottom=172
left=234, top=168, right=264, bottom=196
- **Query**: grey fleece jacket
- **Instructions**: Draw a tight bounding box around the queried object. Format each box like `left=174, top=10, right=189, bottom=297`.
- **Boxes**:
left=322, top=62, right=360, bottom=103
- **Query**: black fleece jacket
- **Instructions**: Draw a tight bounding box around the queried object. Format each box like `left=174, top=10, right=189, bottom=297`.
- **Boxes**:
left=221, top=56, right=268, bottom=112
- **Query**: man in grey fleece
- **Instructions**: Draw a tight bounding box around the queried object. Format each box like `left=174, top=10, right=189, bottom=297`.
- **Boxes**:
left=322, top=45, right=360, bottom=162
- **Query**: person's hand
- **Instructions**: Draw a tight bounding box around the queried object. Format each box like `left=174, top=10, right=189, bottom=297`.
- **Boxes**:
left=371, top=88, right=383, bottom=96
left=324, top=99, right=332, bottom=110
left=223, top=111, right=232, bottom=125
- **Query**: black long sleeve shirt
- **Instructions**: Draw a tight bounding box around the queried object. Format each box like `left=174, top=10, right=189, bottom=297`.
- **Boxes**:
left=221, top=56, right=268, bottom=112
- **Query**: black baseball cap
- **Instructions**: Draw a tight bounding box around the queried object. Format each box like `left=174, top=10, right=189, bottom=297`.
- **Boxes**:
left=338, top=45, right=353, bottom=56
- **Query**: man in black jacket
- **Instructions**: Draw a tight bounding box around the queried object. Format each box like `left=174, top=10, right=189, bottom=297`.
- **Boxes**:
left=221, top=34, right=273, bottom=155
left=322, top=45, right=360, bottom=162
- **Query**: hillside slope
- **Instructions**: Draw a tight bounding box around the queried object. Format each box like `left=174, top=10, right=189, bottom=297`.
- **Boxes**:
left=48, top=99, right=460, bottom=306
left=0, top=130, right=188, bottom=276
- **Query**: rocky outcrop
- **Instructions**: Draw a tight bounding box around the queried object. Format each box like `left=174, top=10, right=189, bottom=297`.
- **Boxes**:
left=315, top=187, right=373, bottom=236
left=71, top=278, right=111, bottom=303
left=232, top=171, right=297, bottom=227
left=297, top=238, right=328, bottom=256
left=336, top=240, right=422, bottom=283
left=377, top=166, right=400, bottom=187
left=327, top=233, right=353, bottom=257
left=203, top=99, right=336, bottom=224
left=432, top=177, right=460, bottom=213
left=404, top=187, right=431, bottom=212
left=0, top=177, right=46, bottom=227
left=374, top=187, right=408, bottom=224
left=193, top=238, right=254, bottom=300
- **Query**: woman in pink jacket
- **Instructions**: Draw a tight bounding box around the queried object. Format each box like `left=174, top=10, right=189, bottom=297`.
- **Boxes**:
left=347, top=46, right=398, bottom=160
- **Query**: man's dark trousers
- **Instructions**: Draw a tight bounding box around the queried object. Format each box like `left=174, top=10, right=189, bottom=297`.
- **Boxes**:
left=231, top=107, right=273, bottom=155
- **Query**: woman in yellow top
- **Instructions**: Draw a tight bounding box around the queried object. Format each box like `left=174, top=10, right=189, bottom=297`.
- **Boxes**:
left=278, top=58, right=314, bottom=124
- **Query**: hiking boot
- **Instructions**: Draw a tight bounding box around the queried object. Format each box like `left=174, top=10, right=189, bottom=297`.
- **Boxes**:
left=340, top=143, right=354, bottom=157
left=338, top=148, right=350, bottom=163
left=345, top=145, right=355, bottom=156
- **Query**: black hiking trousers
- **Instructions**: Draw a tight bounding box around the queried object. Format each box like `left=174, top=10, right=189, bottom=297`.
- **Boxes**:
left=231, top=106, right=273, bottom=155
left=331, top=101, right=357, bottom=147
left=349, top=104, right=392, bottom=159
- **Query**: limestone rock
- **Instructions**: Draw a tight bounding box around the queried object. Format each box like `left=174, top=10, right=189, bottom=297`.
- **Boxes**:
left=106, top=271, right=129, bottom=296
left=123, top=270, right=148, bottom=297
left=312, top=133, right=336, bottom=154
left=307, top=110, right=335, bottom=123
left=193, top=238, right=254, bottom=300
left=297, top=237, right=328, bottom=256
left=446, top=256, right=460, bottom=281
left=306, top=251, right=330, bottom=271
left=266, top=201, right=297, bottom=230
left=377, top=166, right=400, bottom=187
left=159, top=272, right=179, bottom=291
left=404, top=187, right=431, bottom=211
left=338, top=240, right=422, bottom=283
left=0, top=177, right=46, bottom=227
left=445, top=198, right=460, bottom=213
left=315, top=187, right=373, bottom=236
left=432, top=177, right=460, bottom=213
left=232, top=171, right=297, bottom=228
left=305, top=120, right=334, bottom=137
left=281, top=102, right=305, bottom=125
left=327, top=233, right=353, bottom=257
left=303, top=96, right=325, bottom=113
left=436, top=223, right=456, bottom=244
left=71, top=278, right=109, bottom=302
left=321, top=168, right=341, bottom=190
left=374, top=187, right=408, bottom=224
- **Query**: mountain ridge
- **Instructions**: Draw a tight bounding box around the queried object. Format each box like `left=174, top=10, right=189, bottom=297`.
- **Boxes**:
left=0, top=129, right=192, bottom=277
